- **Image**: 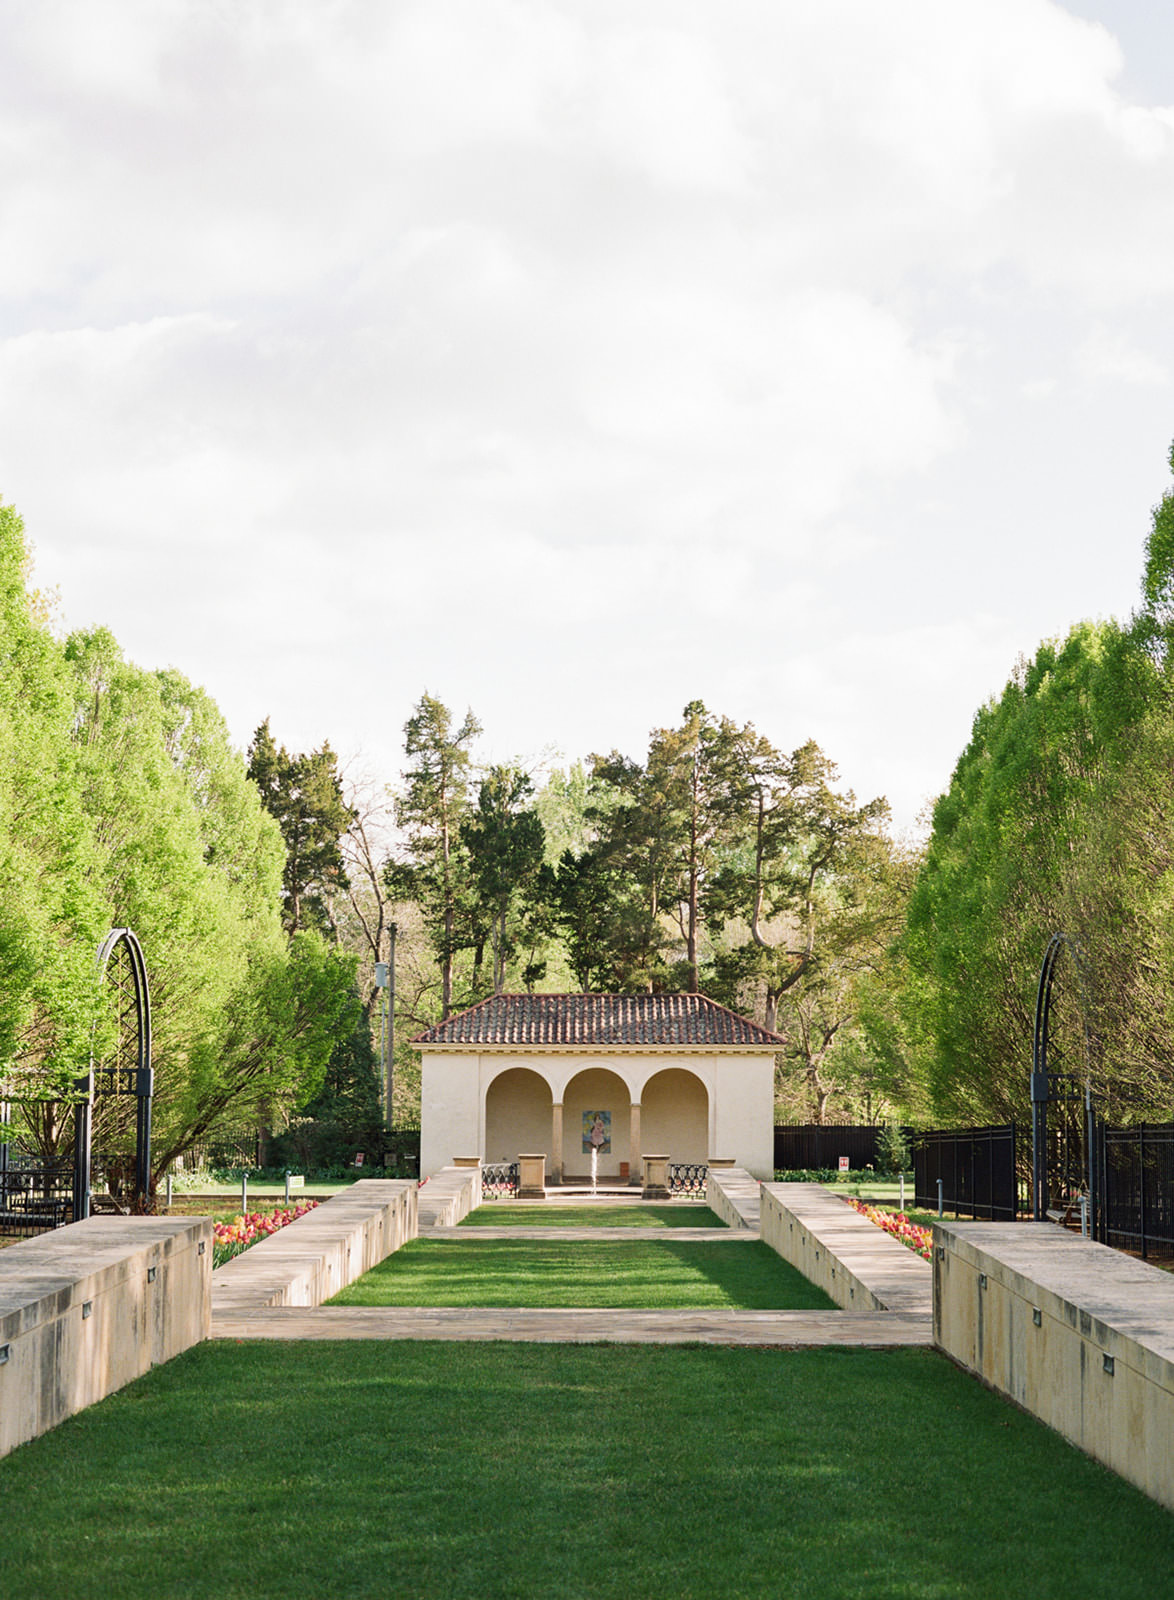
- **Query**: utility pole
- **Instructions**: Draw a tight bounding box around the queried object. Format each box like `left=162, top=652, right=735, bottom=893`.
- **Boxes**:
left=376, top=922, right=398, bottom=1130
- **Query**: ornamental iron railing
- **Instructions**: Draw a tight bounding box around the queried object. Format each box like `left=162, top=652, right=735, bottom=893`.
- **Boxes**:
left=481, top=1161, right=519, bottom=1199
left=668, top=1162, right=708, bottom=1196
left=0, top=1153, right=74, bottom=1238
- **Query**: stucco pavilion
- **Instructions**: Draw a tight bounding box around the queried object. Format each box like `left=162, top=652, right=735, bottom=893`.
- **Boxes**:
left=414, top=992, right=783, bottom=1182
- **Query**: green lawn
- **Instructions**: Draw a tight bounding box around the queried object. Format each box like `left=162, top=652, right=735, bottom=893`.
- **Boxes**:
left=3, top=1341, right=1173, bottom=1600
left=460, top=1203, right=725, bottom=1228
left=329, top=1236, right=833, bottom=1309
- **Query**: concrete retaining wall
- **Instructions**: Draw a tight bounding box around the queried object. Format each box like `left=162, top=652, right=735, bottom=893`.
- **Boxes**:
left=934, top=1221, right=1174, bottom=1513
left=760, top=1183, right=932, bottom=1315
left=0, top=1216, right=211, bottom=1460
left=418, top=1164, right=482, bottom=1230
left=212, top=1179, right=417, bottom=1316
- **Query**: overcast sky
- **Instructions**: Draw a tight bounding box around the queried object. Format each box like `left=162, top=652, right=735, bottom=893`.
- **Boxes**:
left=2, top=0, right=1173, bottom=832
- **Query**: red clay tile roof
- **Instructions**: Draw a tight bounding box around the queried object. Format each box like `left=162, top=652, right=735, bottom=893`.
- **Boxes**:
left=412, top=993, right=785, bottom=1049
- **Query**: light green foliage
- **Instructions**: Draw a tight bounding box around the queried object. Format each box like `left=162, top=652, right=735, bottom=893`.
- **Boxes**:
left=0, top=503, right=106, bottom=1100
left=62, top=633, right=355, bottom=1169
left=904, top=447, right=1174, bottom=1124
left=0, top=505, right=356, bottom=1172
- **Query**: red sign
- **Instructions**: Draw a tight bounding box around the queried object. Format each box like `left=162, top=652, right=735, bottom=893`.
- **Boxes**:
left=838, top=1156, right=850, bottom=1173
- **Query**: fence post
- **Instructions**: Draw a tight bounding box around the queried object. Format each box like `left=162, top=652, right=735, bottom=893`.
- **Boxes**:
left=937, top=1178, right=944, bottom=1218
left=241, top=1172, right=248, bottom=1216
left=1140, top=1124, right=1147, bottom=1262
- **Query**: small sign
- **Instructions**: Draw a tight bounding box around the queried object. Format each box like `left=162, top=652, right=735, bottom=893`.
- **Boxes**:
left=354, top=1152, right=365, bottom=1167
left=838, top=1155, right=850, bottom=1173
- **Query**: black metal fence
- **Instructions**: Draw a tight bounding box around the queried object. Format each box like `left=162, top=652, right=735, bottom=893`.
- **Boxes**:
left=774, top=1124, right=883, bottom=1171
left=1099, top=1123, right=1174, bottom=1260
left=0, top=1157, right=75, bottom=1238
left=914, top=1125, right=1020, bottom=1220
left=668, top=1162, right=707, bottom=1197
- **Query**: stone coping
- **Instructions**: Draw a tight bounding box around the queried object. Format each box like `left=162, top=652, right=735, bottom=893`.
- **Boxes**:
left=705, top=1167, right=761, bottom=1230
left=760, top=1183, right=932, bottom=1316
left=934, top=1221, right=1174, bottom=1389
left=212, top=1179, right=416, bottom=1316
left=0, top=1216, right=208, bottom=1342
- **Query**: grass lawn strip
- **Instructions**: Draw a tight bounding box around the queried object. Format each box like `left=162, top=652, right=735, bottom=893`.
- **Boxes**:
left=329, top=1236, right=834, bottom=1309
left=461, top=1203, right=725, bottom=1227
left=2, top=1342, right=1173, bottom=1600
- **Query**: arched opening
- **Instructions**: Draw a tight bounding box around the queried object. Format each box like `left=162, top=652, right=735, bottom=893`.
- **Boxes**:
left=485, top=1068, right=553, bottom=1164
left=641, top=1068, right=708, bottom=1166
left=562, top=1067, right=631, bottom=1181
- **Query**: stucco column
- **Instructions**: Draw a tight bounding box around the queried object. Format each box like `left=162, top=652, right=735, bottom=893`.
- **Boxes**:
left=629, top=1102, right=642, bottom=1185
left=551, top=1102, right=563, bottom=1184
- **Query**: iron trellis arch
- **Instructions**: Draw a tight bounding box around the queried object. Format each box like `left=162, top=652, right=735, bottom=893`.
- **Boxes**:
left=73, top=928, right=153, bottom=1220
left=1031, top=931, right=1095, bottom=1223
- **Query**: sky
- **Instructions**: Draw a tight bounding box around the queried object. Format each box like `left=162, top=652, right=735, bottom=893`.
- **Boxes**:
left=2, top=0, right=1174, bottom=833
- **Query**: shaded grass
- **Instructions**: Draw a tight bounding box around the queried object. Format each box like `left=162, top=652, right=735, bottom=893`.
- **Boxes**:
left=461, top=1203, right=725, bottom=1228
left=2, top=1341, right=1173, bottom=1600
left=329, top=1236, right=833, bottom=1309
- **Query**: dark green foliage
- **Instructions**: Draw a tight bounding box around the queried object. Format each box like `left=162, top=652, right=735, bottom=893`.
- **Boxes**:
left=460, top=765, right=547, bottom=993
left=4, top=1343, right=1174, bottom=1600
left=267, top=992, right=384, bottom=1169
left=389, top=693, right=482, bottom=1017
left=247, top=719, right=354, bottom=937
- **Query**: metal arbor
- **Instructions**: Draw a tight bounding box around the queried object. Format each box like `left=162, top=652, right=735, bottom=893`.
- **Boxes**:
left=73, top=928, right=153, bottom=1220
left=1031, top=932, right=1096, bottom=1225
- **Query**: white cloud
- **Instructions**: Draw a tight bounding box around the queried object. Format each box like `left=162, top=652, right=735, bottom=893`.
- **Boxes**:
left=0, top=0, right=1171, bottom=829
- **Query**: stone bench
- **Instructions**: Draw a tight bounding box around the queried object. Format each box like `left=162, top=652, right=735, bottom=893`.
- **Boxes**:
left=934, top=1220, right=1174, bottom=1513
left=0, top=1216, right=210, bottom=1459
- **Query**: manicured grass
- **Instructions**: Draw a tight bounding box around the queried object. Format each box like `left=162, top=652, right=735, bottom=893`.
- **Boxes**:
left=329, top=1236, right=834, bottom=1309
left=461, top=1203, right=725, bottom=1227
left=3, top=1341, right=1174, bottom=1600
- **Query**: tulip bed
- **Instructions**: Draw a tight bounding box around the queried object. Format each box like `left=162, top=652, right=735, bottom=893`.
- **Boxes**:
left=845, top=1196, right=933, bottom=1260
left=211, top=1200, right=320, bottom=1268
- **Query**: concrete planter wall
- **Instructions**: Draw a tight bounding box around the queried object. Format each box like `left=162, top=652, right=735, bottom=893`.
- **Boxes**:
left=0, top=1216, right=211, bottom=1460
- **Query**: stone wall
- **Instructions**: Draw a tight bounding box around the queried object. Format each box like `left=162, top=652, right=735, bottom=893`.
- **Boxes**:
left=0, top=1216, right=211, bottom=1460
left=934, top=1220, right=1174, bottom=1513
left=759, top=1183, right=932, bottom=1314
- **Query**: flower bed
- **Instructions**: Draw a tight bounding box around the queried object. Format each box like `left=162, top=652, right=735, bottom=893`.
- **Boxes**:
left=845, top=1197, right=932, bottom=1261
left=212, top=1201, right=320, bottom=1268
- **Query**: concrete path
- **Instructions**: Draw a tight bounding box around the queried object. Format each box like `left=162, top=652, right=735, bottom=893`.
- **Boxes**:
left=212, top=1304, right=933, bottom=1346
left=427, top=1226, right=755, bottom=1241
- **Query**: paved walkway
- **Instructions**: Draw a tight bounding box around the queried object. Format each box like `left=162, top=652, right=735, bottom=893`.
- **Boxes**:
left=428, top=1226, right=754, bottom=1241
left=212, top=1304, right=933, bottom=1346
